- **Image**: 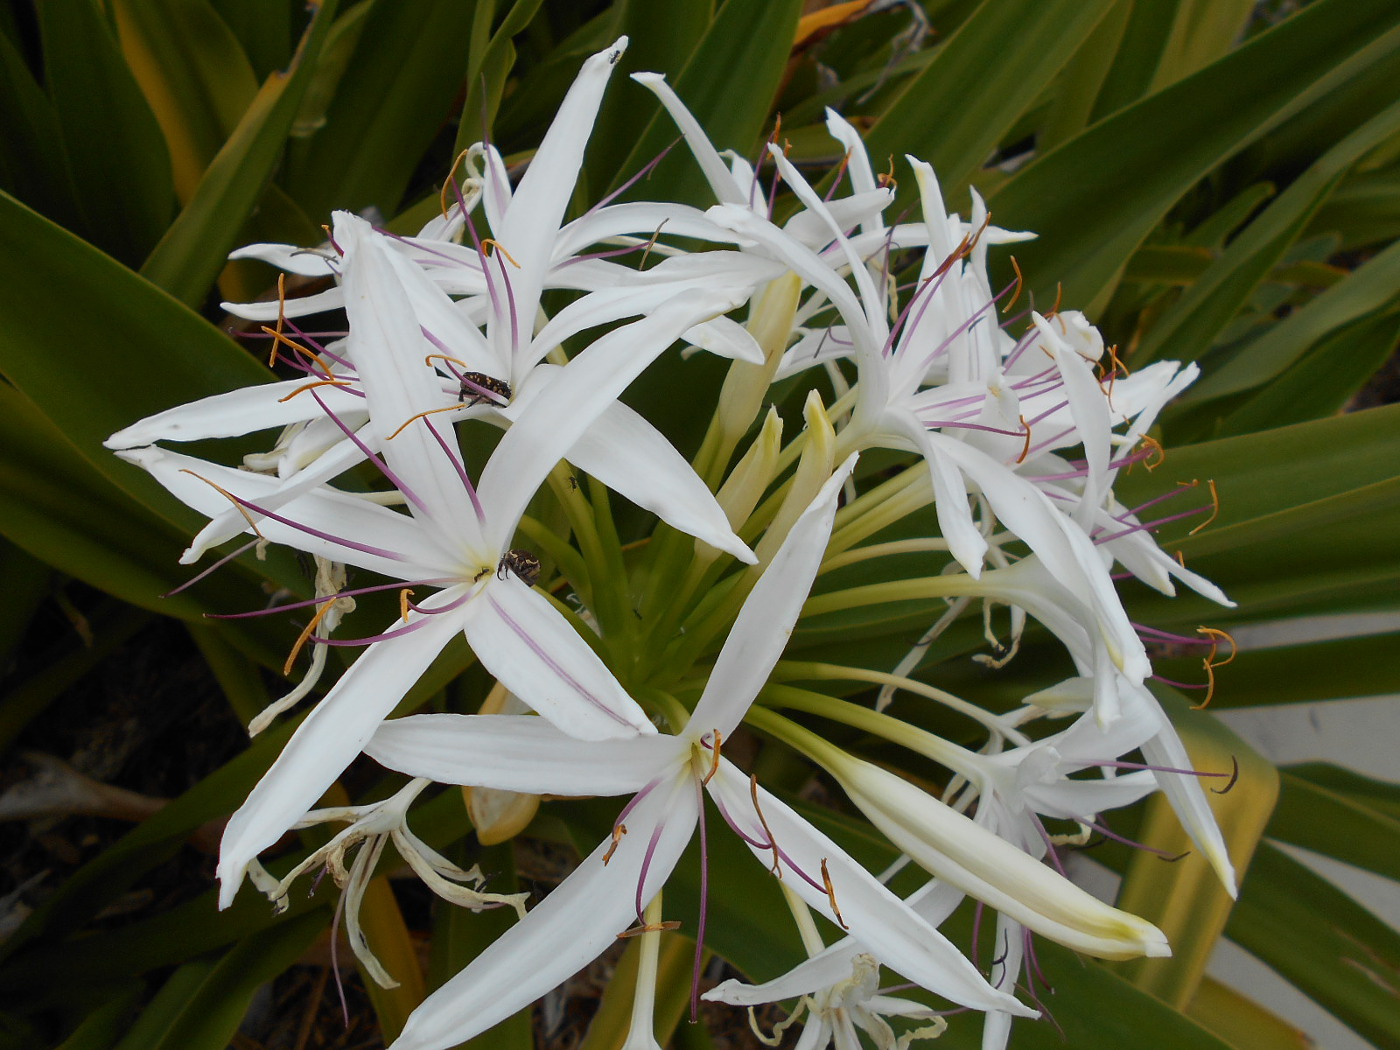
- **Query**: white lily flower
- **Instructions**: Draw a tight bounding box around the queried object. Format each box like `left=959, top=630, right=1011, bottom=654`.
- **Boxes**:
left=365, top=458, right=1034, bottom=1050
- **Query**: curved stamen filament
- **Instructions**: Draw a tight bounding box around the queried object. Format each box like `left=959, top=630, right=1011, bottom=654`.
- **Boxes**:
left=278, top=377, right=351, bottom=402
left=386, top=403, right=462, bottom=440
left=750, top=775, right=782, bottom=877
left=702, top=731, right=722, bottom=785
left=1187, top=479, right=1220, bottom=535
left=480, top=238, right=520, bottom=267
left=1004, top=256, right=1024, bottom=314
left=178, top=469, right=266, bottom=540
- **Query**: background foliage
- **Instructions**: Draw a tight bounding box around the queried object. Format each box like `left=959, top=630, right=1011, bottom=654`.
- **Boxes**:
left=0, top=1, right=1397, bottom=1048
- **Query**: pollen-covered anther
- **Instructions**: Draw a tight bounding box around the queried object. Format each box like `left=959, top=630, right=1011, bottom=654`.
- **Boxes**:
left=1187, top=478, right=1221, bottom=535
left=1016, top=414, right=1032, bottom=464
left=399, top=588, right=415, bottom=623
left=820, top=858, right=848, bottom=930
left=1212, top=755, right=1241, bottom=795
left=276, top=377, right=351, bottom=402
left=480, top=238, right=521, bottom=267
left=702, top=730, right=723, bottom=785
left=603, top=823, right=627, bottom=865
left=1004, top=255, right=1025, bottom=313
left=267, top=273, right=288, bottom=367
left=386, top=403, right=463, bottom=440
left=282, top=598, right=338, bottom=676
left=617, top=919, right=682, bottom=939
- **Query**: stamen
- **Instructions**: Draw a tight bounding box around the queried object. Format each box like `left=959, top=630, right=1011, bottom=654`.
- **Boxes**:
left=440, top=148, right=472, bottom=219
left=1004, top=256, right=1024, bottom=314
left=283, top=599, right=337, bottom=676
left=1049, top=282, right=1064, bottom=317
left=750, top=776, right=782, bottom=877
left=603, top=823, right=627, bottom=865
left=480, top=238, right=521, bottom=267
left=819, top=858, right=848, bottom=930
left=178, top=469, right=266, bottom=540
left=399, top=588, right=414, bottom=623
left=1138, top=433, right=1165, bottom=470
left=386, top=403, right=462, bottom=439
left=277, top=377, right=351, bottom=402
left=1212, top=755, right=1241, bottom=795
left=638, top=219, right=669, bottom=271
left=268, top=273, right=287, bottom=367
left=702, top=731, right=722, bottom=785
left=424, top=352, right=473, bottom=371
left=1187, top=479, right=1220, bottom=535
left=1016, top=414, right=1032, bottom=464
left=617, top=920, right=682, bottom=939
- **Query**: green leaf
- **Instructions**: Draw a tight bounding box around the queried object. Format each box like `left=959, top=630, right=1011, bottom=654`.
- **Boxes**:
left=1137, top=94, right=1400, bottom=367
left=1310, top=163, right=1400, bottom=250
left=1284, top=762, right=1400, bottom=821
left=1214, top=309, right=1400, bottom=435
left=35, top=0, right=174, bottom=264
left=139, top=0, right=341, bottom=306
left=207, top=0, right=293, bottom=81
left=109, top=0, right=259, bottom=203
left=1183, top=237, right=1400, bottom=405
left=1090, top=0, right=1185, bottom=119
left=54, top=983, right=143, bottom=1050
left=0, top=537, right=50, bottom=675
left=1270, top=765, right=1400, bottom=882
left=1036, top=0, right=1133, bottom=152
left=988, top=0, right=1400, bottom=311
left=284, top=0, right=482, bottom=220
left=110, top=911, right=326, bottom=1050
left=0, top=28, right=82, bottom=232
left=863, top=0, right=1117, bottom=198
left=1227, top=842, right=1400, bottom=1050
left=0, top=190, right=275, bottom=518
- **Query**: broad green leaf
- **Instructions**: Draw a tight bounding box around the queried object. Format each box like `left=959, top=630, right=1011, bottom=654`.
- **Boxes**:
left=0, top=538, right=50, bottom=676
left=1311, top=163, right=1400, bottom=250
left=1183, top=237, right=1400, bottom=405
left=1227, top=842, right=1400, bottom=1050
left=1269, top=765, right=1400, bottom=882
left=988, top=0, right=1400, bottom=311
left=54, top=983, right=143, bottom=1050
left=139, top=0, right=342, bottom=306
left=35, top=0, right=174, bottom=264
left=1036, top=0, right=1133, bottom=152
left=1215, top=310, right=1400, bottom=436
left=864, top=0, right=1116, bottom=198
left=109, top=0, right=259, bottom=203
left=284, top=0, right=481, bottom=220
left=1284, top=762, right=1400, bottom=822
left=1136, top=94, right=1400, bottom=367
left=208, top=0, right=293, bottom=81
left=0, top=191, right=275, bottom=517
left=0, top=28, right=83, bottom=233
left=1149, top=0, right=1255, bottom=92
left=1187, top=977, right=1312, bottom=1050
left=1090, top=0, right=1184, bottom=119
left=455, top=0, right=553, bottom=157
left=109, top=911, right=326, bottom=1050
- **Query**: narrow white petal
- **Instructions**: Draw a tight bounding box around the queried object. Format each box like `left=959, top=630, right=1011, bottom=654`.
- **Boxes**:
left=221, top=284, right=345, bottom=322
left=465, top=579, right=655, bottom=739
left=630, top=73, right=747, bottom=206
left=689, top=456, right=857, bottom=737
left=389, top=774, right=699, bottom=1050
left=104, top=380, right=364, bottom=449
left=116, top=446, right=455, bottom=577
left=367, top=713, right=678, bottom=794
left=569, top=399, right=756, bottom=563
left=477, top=288, right=744, bottom=551
left=707, top=761, right=1030, bottom=1015
left=229, top=242, right=339, bottom=277
left=218, top=589, right=472, bottom=908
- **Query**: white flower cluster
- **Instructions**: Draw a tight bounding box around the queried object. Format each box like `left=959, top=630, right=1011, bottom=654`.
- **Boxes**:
left=107, top=38, right=1236, bottom=1050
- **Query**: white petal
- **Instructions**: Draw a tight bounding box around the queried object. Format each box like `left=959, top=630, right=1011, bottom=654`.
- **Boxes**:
left=706, top=761, right=1030, bottom=1015
left=689, top=456, right=857, bottom=737
left=116, top=446, right=455, bottom=577
left=465, top=579, right=655, bottom=739
left=221, top=284, right=345, bottom=322
left=367, top=713, right=678, bottom=794
left=104, top=380, right=365, bottom=449
left=476, top=288, right=744, bottom=552
left=568, top=399, right=756, bottom=563
left=630, top=73, right=747, bottom=207
left=389, top=773, right=699, bottom=1050
left=229, top=242, right=339, bottom=277
left=218, top=588, right=472, bottom=908
left=339, top=215, right=483, bottom=546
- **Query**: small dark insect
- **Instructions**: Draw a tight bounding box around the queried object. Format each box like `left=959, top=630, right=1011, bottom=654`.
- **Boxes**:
left=497, top=548, right=542, bottom=587
left=458, top=372, right=512, bottom=406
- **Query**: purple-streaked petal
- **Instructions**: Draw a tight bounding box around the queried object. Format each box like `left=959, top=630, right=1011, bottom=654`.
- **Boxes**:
left=688, top=456, right=857, bottom=737
left=218, top=587, right=473, bottom=908
left=367, top=713, right=679, bottom=794
left=115, top=446, right=456, bottom=577
left=104, top=379, right=365, bottom=449
left=388, top=773, right=699, bottom=1050
left=476, top=287, right=745, bottom=552
left=463, top=577, right=655, bottom=739
left=707, top=761, right=1030, bottom=1015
